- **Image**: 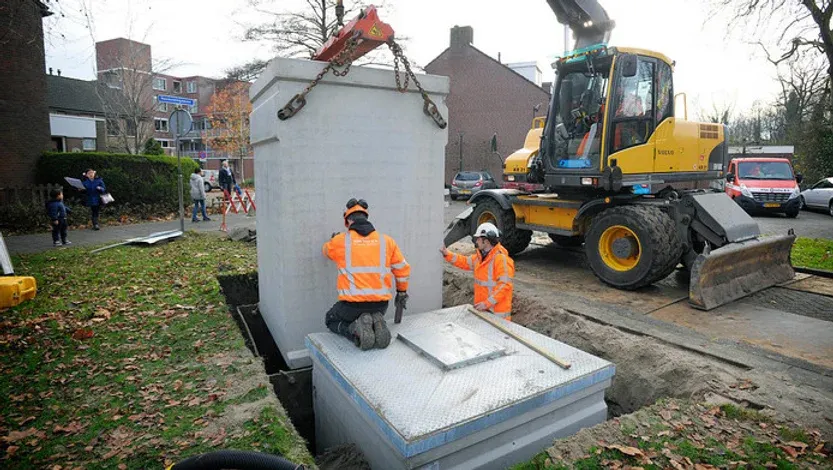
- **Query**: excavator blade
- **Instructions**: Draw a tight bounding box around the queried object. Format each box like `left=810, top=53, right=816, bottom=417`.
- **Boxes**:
left=689, top=233, right=796, bottom=311
left=443, top=206, right=473, bottom=247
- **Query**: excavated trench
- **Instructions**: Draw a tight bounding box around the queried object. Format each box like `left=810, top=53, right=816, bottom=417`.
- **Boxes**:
left=216, top=269, right=828, bottom=466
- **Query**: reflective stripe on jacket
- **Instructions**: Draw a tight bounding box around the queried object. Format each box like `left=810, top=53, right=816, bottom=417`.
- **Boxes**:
left=445, top=243, right=514, bottom=319
left=323, top=230, right=410, bottom=302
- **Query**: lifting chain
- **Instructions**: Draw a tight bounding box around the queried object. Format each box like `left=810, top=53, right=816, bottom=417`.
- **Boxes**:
left=278, top=33, right=360, bottom=121
left=388, top=39, right=447, bottom=129
left=278, top=36, right=447, bottom=129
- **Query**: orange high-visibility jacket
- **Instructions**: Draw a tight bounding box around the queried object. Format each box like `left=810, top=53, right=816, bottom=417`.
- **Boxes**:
left=445, top=243, right=515, bottom=320
left=323, top=230, right=410, bottom=302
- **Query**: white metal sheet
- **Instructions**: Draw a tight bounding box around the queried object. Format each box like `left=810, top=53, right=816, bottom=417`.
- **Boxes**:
left=397, top=321, right=507, bottom=370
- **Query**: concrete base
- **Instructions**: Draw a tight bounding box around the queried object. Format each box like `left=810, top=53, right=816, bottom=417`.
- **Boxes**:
left=250, top=58, right=449, bottom=368
left=308, top=305, right=615, bottom=470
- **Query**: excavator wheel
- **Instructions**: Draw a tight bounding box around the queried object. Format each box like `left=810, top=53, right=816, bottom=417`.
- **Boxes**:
left=549, top=234, right=584, bottom=247
left=470, top=199, right=532, bottom=255
left=585, top=205, right=682, bottom=290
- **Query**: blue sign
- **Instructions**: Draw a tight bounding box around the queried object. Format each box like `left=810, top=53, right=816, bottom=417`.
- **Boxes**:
left=158, top=95, right=196, bottom=106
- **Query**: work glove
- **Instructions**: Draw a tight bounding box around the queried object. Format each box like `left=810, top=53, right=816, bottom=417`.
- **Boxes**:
left=395, top=291, right=408, bottom=310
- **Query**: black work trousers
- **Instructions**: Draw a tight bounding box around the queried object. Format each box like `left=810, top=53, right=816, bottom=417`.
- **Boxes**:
left=90, top=205, right=101, bottom=227
left=325, top=300, right=388, bottom=338
left=51, top=218, right=68, bottom=243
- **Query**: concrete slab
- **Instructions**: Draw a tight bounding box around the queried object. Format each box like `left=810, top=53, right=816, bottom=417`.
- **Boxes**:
left=251, top=57, right=449, bottom=368
left=308, top=305, right=615, bottom=469
left=650, top=300, right=833, bottom=370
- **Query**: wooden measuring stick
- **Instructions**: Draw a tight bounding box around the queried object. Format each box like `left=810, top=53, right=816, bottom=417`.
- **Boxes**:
left=467, top=305, right=571, bottom=369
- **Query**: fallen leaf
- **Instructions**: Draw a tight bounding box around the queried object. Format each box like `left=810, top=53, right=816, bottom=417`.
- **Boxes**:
left=72, top=328, right=94, bottom=340
left=607, top=444, right=644, bottom=457
left=6, top=445, right=19, bottom=456
left=3, top=428, right=39, bottom=442
left=118, top=465, right=127, bottom=470
left=193, top=339, right=204, bottom=350
left=738, top=380, right=755, bottom=390
left=660, top=410, right=672, bottom=421
left=779, top=445, right=799, bottom=458
left=759, top=422, right=768, bottom=429
left=695, top=465, right=718, bottom=470
left=786, top=441, right=808, bottom=451
left=658, top=430, right=672, bottom=437
left=173, top=380, right=183, bottom=392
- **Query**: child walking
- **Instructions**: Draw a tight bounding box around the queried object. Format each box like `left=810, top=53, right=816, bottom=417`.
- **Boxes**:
left=45, top=188, right=71, bottom=247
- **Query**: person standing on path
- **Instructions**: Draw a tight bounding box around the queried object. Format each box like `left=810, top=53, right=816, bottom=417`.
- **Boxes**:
left=441, top=222, right=515, bottom=321
left=189, top=168, right=211, bottom=222
left=321, top=198, right=411, bottom=350
left=80, top=169, right=106, bottom=230
left=219, top=160, right=236, bottom=195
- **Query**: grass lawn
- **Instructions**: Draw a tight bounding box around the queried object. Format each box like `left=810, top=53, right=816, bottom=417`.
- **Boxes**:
left=0, top=233, right=313, bottom=469
left=792, top=238, right=833, bottom=271
left=511, top=399, right=831, bottom=470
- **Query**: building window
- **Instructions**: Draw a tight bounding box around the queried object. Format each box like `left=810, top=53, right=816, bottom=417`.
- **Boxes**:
left=154, top=96, right=168, bottom=112
left=153, top=77, right=166, bottom=91
left=106, top=118, right=120, bottom=136
left=125, top=119, right=137, bottom=137
left=187, top=81, right=197, bottom=93
left=190, top=99, right=199, bottom=114
left=173, top=80, right=182, bottom=94
left=154, top=118, right=169, bottom=132
left=82, top=138, right=96, bottom=150
left=158, top=140, right=172, bottom=148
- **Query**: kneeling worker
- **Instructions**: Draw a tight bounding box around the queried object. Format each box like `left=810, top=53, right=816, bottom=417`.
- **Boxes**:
left=441, top=222, right=515, bottom=320
left=322, top=198, right=410, bottom=350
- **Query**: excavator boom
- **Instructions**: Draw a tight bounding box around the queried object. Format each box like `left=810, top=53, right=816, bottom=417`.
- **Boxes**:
left=545, top=0, right=615, bottom=49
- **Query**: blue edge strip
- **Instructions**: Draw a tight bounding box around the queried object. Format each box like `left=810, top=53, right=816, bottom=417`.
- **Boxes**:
left=306, top=337, right=616, bottom=459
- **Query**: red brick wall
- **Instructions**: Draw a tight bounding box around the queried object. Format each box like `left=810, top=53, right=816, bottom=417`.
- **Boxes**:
left=425, top=45, right=551, bottom=182
left=95, top=38, right=152, bottom=73
left=0, top=0, right=51, bottom=187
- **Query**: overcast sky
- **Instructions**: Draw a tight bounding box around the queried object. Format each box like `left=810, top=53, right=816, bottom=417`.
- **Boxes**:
left=44, top=0, right=784, bottom=115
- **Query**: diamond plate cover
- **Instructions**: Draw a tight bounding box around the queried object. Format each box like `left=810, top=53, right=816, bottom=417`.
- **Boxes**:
left=397, top=321, right=507, bottom=370
left=306, top=305, right=615, bottom=456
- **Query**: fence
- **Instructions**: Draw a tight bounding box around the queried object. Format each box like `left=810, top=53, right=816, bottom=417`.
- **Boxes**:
left=0, top=184, right=63, bottom=207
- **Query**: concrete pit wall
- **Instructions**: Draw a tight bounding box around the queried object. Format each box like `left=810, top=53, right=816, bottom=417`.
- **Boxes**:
left=250, top=58, right=450, bottom=369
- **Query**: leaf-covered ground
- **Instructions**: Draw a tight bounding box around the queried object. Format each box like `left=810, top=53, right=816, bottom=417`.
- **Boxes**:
left=0, top=233, right=313, bottom=469
left=513, top=399, right=832, bottom=470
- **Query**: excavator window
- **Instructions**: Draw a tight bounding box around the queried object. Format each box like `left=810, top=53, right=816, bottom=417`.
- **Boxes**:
left=610, top=59, right=655, bottom=153
left=550, top=59, right=611, bottom=170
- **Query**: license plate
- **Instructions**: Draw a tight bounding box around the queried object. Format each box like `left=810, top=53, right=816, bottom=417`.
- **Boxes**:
left=763, top=203, right=780, bottom=208
left=459, top=190, right=471, bottom=195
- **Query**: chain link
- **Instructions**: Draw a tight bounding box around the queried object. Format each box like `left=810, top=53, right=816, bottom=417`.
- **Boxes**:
left=387, top=39, right=447, bottom=129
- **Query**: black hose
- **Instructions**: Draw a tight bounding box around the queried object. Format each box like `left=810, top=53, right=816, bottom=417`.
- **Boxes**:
left=169, top=450, right=305, bottom=470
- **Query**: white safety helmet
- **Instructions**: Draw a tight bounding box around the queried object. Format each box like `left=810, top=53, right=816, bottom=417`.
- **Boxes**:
left=473, top=222, right=500, bottom=241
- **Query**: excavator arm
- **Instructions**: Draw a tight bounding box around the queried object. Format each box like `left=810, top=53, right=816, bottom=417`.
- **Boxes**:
left=545, top=0, right=615, bottom=49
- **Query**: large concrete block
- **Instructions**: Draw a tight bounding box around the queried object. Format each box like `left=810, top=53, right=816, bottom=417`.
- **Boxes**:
left=251, top=57, right=449, bottom=369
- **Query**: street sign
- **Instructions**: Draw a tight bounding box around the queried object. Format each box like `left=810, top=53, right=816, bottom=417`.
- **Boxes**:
left=198, top=151, right=207, bottom=162
left=158, top=95, right=196, bottom=107
left=169, top=109, right=193, bottom=137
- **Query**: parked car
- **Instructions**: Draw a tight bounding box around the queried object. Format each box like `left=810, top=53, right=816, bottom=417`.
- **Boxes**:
left=201, top=169, right=220, bottom=192
left=724, top=157, right=803, bottom=218
left=449, top=171, right=498, bottom=200
left=800, top=177, right=833, bottom=216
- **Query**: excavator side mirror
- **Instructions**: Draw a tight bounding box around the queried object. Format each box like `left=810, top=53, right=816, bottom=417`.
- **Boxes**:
left=725, top=173, right=734, bottom=183
left=796, top=173, right=804, bottom=184
left=490, top=134, right=498, bottom=153
left=619, top=54, right=638, bottom=78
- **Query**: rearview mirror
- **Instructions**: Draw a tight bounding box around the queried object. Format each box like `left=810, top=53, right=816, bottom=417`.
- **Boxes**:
left=725, top=173, right=734, bottom=183
left=619, top=53, right=638, bottom=78
left=796, top=173, right=804, bottom=184
left=490, top=134, right=498, bottom=153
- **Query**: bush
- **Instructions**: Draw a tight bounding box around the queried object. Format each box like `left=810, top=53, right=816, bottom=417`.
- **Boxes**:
left=241, top=178, right=255, bottom=188
left=36, top=152, right=199, bottom=215
left=143, top=139, right=165, bottom=156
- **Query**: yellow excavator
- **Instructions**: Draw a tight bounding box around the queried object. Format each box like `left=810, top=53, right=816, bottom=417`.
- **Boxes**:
left=444, top=0, right=797, bottom=310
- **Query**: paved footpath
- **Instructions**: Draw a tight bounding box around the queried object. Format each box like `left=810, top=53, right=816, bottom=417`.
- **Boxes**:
left=5, top=212, right=256, bottom=255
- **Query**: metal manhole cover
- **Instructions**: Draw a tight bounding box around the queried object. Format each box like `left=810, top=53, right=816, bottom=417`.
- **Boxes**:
left=397, top=321, right=507, bottom=370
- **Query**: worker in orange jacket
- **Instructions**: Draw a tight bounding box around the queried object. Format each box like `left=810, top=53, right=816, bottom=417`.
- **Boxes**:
left=322, top=198, right=410, bottom=350
left=441, top=222, right=515, bottom=321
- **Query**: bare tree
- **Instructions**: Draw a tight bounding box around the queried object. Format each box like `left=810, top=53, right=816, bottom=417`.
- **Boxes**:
left=709, top=0, right=833, bottom=87
left=695, top=96, right=735, bottom=124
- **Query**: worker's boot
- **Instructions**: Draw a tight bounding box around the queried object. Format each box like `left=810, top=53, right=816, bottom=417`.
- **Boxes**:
left=348, top=313, right=375, bottom=351
left=371, top=312, right=391, bottom=349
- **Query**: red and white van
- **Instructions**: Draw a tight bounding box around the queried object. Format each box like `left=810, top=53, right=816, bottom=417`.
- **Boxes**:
left=724, top=157, right=803, bottom=218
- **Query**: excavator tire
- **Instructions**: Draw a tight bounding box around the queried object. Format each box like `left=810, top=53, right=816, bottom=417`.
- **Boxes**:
left=585, top=205, right=682, bottom=290
left=470, top=199, right=532, bottom=255
left=549, top=234, right=584, bottom=247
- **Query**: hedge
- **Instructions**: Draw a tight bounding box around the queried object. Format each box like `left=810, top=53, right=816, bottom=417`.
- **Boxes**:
left=36, top=152, right=199, bottom=214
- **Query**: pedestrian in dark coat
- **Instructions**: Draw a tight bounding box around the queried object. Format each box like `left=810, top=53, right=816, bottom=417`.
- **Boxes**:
left=45, top=188, right=71, bottom=246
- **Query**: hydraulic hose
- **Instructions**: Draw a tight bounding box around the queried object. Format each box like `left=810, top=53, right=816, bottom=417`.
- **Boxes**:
left=167, top=450, right=306, bottom=470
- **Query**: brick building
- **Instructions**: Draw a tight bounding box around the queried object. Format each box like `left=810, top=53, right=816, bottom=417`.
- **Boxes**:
left=47, top=73, right=108, bottom=152
left=94, top=38, right=253, bottom=179
left=0, top=0, right=52, bottom=187
left=425, top=26, right=551, bottom=182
